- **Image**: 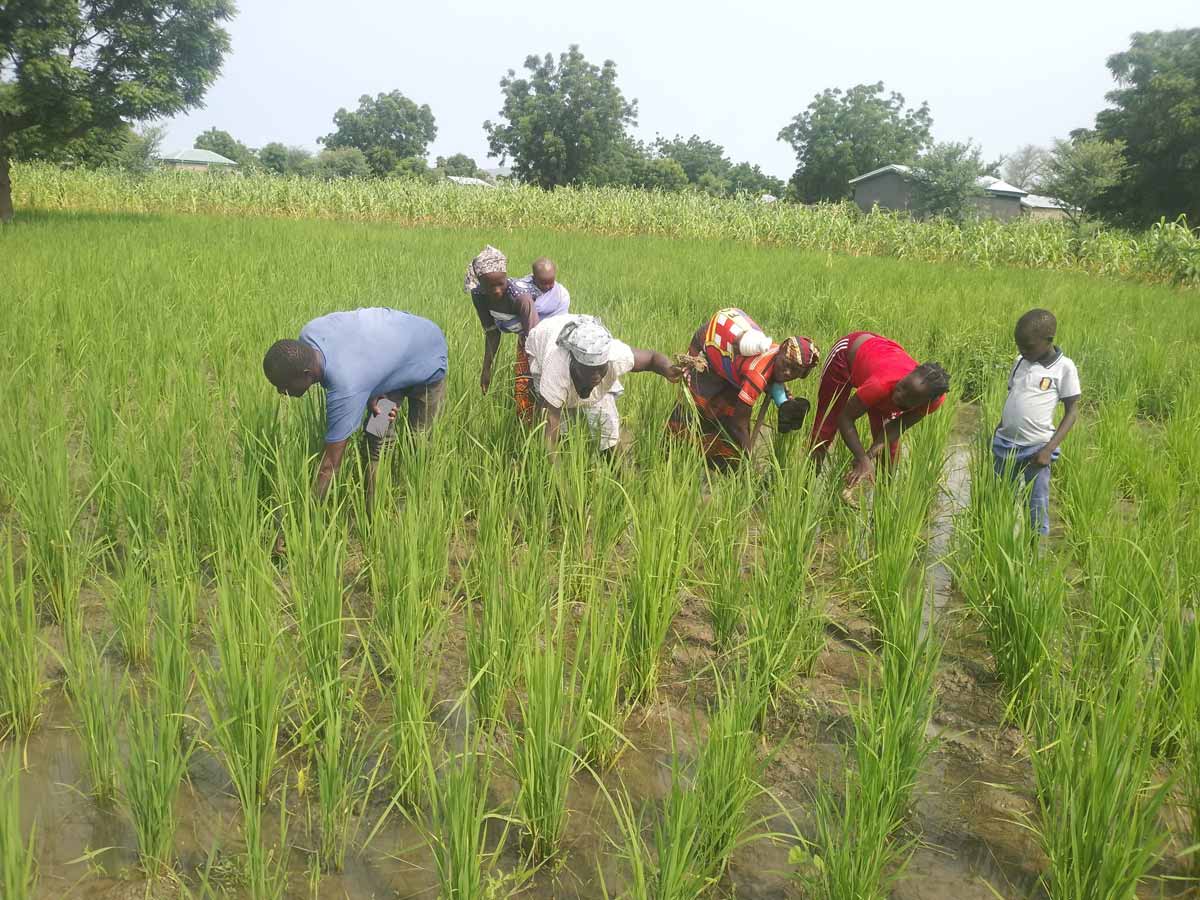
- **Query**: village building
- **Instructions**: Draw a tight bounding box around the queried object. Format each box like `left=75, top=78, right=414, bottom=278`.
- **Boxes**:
left=849, top=164, right=1069, bottom=222
left=160, top=148, right=239, bottom=173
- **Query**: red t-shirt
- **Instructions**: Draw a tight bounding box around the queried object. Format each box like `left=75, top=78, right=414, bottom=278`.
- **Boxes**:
left=849, top=332, right=946, bottom=418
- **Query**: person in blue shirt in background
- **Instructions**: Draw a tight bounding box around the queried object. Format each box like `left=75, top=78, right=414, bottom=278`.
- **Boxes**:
left=262, top=307, right=448, bottom=506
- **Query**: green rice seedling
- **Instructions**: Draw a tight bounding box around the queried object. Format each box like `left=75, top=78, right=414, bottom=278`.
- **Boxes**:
left=1030, top=659, right=1170, bottom=900
left=424, top=741, right=500, bottom=900
left=197, top=569, right=290, bottom=895
left=122, top=648, right=195, bottom=876
left=298, top=650, right=381, bottom=873
left=0, top=749, right=36, bottom=899
left=685, top=670, right=770, bottom=884
left=282, top=496, right=350, bottom=730
left=798, top=636, right=937, bottom=899
left=955, top=426, right=1065, bottom=725
left=106, top=554, right=153, bottom=668
left=466, top=488, right=544, bottom=728
left=0, top=535, right=44, bottom=738
left=511, top=596, right=584, bottom=862
left=604, top=751, right=709, bottom=900
left=63, top=632, right=122, bottom=803
left=1181, top=709, right=1200, bottom=876
left=574, top=570, right=631, bottom=770
left=381, top=619, right=443, bottom=813
left=621, top=454, right=700, bottom=702
left=699, top=474, right=754, bottom=653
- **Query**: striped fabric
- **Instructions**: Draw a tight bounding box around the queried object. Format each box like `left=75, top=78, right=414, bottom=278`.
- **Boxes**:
left=700, top=308, right=779, bottom=406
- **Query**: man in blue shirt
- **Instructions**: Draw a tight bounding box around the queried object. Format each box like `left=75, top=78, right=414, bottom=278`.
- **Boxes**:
left=263, top=308, right=448, bottom=503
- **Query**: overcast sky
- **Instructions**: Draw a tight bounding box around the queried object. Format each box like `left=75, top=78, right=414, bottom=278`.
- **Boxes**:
left=162, top=0, right=1196, bottom=179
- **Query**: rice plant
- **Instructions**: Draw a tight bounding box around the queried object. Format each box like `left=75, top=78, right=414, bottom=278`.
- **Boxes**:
left=956, top=424, right=1065, bottom=725
left=196, top=569, right=290, bottom=894
left=0, top=749, right=36, bottom=899
left=573, top=570, right=631, bottom=770
left=511, top=599, right=584, bottom=862
left=0, top=536, right=44, bottom=739
left=63, top=632, right=122, bottom=803
left=621, top=455, right=700, bottom=702
left=122, top=634, right=195, bottom=876
left=106, top=554, right=153, bottom=668
left=1030, top=660, right=1170, bottom=900
left=424, top=740, right=500, bottom=899
left=798, top=636, right=938, bottom=899
left=685, top=670, right=770, bottom=883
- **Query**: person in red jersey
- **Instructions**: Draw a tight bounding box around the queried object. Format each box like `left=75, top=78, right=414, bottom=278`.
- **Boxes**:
left=810, top=332, right=950, bottom=486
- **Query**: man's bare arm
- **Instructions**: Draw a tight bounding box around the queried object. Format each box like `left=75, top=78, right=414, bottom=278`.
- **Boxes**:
left=631, top=348, right=682, bottom=381
left=314, top=439, right=349, bottom=501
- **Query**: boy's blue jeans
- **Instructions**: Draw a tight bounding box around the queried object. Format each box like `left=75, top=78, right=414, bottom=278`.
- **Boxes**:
left=992, top=434, right=1059, bottom=536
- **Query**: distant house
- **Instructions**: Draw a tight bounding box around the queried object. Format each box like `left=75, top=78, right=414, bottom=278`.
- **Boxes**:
left=160, top=148, right=238, bottom=173
left=849, top=164, right=1058, bottom=222
left=1019, top=193, right=1073, bottom=221
left=446, top=175, right=494, bottom=188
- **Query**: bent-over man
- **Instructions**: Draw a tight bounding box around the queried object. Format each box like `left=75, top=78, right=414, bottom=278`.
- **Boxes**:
left=262, top=307, right=448, bottom=502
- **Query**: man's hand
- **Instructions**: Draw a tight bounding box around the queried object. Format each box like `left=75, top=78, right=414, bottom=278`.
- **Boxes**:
left=847, top=456, right=876, bottom=487
left=369, top=396, right=398, bottom=422
left=1033, top=446, right=1054, bottom=467
left=480, top=370, right=492, bottom=395
left=662, top=364, right=684, bottom=383
left=866, top=442, right=886, bottom=461
left=272, top=533, right=286, bottom=558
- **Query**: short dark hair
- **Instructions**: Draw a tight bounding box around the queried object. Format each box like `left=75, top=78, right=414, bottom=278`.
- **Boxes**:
left=263, top=339, right=308, bottom=384
left=914, top=362, right=951, bottom=400
left=1016, top=308, right=1056, bottom=342
left=532, top=257, right=555, bottom=276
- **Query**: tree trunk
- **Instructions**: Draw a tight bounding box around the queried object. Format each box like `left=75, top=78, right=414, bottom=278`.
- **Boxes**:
left=0, top=153, right=12, bottom=223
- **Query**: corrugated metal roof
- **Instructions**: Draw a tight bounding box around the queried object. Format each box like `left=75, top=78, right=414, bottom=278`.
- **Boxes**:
left=446, top=175, right=494, bottom=187
left=1021, top=193, right=1072, bottom=210
left=848, top=164, right=912, bottom=185
left=850, top=164, right=1028, bottom=197
left=161, top=148, right=238, bottom=165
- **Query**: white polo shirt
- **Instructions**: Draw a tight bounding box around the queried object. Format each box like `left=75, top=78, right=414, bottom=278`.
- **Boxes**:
left=997, top=349, right=1081, bottom=446
left=525, top=315, right=635, bottom=410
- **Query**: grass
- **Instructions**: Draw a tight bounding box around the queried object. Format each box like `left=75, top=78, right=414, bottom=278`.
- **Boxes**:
left=1, top=209, right=1199, bottom=897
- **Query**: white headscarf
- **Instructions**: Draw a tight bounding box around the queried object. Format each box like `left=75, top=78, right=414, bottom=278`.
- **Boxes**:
left=463, top=245, right=507, bottom=293
left=556, top=316, right=613, bottom=367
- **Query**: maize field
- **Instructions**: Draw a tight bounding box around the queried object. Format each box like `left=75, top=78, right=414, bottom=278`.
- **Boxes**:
left=1, top=202, right=1199, bottom=899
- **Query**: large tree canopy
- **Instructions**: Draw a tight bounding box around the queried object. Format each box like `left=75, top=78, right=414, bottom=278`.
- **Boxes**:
left=0, top=0, right=233, bottom=220
left=320, top=90, right=437, bottom=177
left=778, top=82, right=933, bottom=203
left=484, top=45, right=637, bottom=189
left=1090, top=29, right=1200, bottom=226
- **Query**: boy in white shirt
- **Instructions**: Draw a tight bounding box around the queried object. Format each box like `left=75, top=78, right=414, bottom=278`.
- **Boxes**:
left=992, top=308, right=1081, bottom=536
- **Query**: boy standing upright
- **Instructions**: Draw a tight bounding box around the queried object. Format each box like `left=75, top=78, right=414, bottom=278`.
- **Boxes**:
left=993, top=308, right=1081, bottom=536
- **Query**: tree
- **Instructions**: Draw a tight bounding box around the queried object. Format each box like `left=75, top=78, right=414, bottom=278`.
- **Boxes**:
left=259, top=142, right=314, bottom=176
left=313, top=147, right=371, bottom=180
left=0, top=0, right=233, bottom=221
left=628, top=155, right=688, bottom=192
left=1039, top=137, right=1128, bottom=227
left=778, top=82, right=933, bottom=203
left=654, top=134, right=730, bottom=185
left=1090, top=29, right=1200, bottom=226
left=115, top=125, right=167, bottom=175
left=435, top=153, right=485, bottom=178
left=726, top=162, right=785, bottom=197
left=195, top=128, right=258, bottom=169
left=321, top=91, right=436, bottom=177
left=485, top=45, right=638, bottom=189
left=1002, top=144, right=1050, bottom=190
left=909, top=141, right=987, bottom=221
